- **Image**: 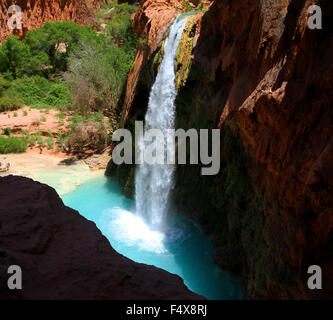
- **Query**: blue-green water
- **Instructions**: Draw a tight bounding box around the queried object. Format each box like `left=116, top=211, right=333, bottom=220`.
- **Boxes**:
left=62, top=175, right=242, bottom=300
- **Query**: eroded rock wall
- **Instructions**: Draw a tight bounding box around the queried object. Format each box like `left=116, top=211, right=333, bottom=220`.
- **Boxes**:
left=189, top=0, right=333, bottom=299
left=0, top=0, right=101, bottom=43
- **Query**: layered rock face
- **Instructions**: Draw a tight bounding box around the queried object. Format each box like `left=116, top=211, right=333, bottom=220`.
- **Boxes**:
left=0, top=0, right=100, bottom=43
left=114, top=0, right=333, bottom=299
left=0, top=175, right=202, bottom=300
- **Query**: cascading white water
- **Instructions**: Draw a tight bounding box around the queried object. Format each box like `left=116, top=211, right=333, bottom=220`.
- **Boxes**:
left=135, top=17, right=187, bottom=227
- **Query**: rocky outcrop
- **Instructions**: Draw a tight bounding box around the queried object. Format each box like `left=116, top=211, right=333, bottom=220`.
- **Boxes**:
left=189, top=0, right=333, bottom=300
left=0, top=175, right=202, bottom=300
left=0, top=0, right=101, bottom=43
left=114, top=0, right=333, bottom=299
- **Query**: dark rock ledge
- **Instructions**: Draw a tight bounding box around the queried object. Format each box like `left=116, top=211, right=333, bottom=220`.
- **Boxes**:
left=0, top=175, right=202, bottom=300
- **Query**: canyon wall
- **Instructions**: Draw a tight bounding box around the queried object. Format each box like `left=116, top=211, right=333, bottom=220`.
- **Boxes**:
left=0, top=0, right=101, bottom=43
left=190, top=0, right=333, bottom=299
left=111, top=0, right=333, bottom=299
left=0, top=175, right=202, bottom=299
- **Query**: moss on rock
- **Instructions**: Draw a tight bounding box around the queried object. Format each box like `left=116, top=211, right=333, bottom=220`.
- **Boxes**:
left=175, top=16, right=197, bottom=90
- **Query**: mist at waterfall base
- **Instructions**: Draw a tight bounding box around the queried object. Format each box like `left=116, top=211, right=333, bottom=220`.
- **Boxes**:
left=62, top=175, right=242, bottom=300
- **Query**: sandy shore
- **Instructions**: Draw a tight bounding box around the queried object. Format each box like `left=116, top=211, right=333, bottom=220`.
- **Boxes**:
left=0, top=150, right=104, bottom=196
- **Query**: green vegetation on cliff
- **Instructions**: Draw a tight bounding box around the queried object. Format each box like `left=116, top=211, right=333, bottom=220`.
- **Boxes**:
left=0, top=136, right=27, bottom=154
left=98, top=0, right=138, bottom=50
left=0, top=2, right=139, bottom=154
left=0, top=2, right=138, bottom=118
left=5, top=76, right=71, bottom=110
left=175, top=16, right=196, bottom=90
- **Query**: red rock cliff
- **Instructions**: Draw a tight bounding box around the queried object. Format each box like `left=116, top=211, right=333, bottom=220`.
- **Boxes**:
left=193, top=0, right=333, bottom=299
left=0, top=0, right=101, bottom=43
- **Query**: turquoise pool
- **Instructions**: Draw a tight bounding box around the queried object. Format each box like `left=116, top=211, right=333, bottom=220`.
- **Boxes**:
left=62, top=175, right=242, bottom=300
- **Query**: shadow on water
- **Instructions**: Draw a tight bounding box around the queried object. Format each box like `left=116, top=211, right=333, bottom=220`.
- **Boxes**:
left=62, top=175, right=243, bottom=300
left=160, top=212, right=243, bottom=300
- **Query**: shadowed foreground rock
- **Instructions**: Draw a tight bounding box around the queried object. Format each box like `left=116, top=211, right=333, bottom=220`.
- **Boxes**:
left=0, top=175, right=202, bottom=300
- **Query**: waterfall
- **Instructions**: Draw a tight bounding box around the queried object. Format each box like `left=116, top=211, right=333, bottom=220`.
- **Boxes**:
left=135, top=17, right=187, bottom=227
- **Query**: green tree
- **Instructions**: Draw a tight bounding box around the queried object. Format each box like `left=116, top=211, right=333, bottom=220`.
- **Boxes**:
left=25, top=21, right=97, bottom=73
left=0, top=36, right=50, bottom=79
left=63, top=36, right=132, bottom=116
left=0, top=36, right=31, bottom=79
left=0, top=74, right=9, bottom=96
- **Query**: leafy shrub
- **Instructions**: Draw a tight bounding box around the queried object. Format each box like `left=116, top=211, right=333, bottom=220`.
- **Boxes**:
left=56, top=132, right=69, bottom=146
left=36, top=135, right=44, bottom=147
left=68, top=121, right=109, bottom=151
left=0, top=74, right=9, bottom=95
left=0, top=14, right=138, bottom=124
left=101, top=1, right=138, bottom=49
left=21, top=129, right=29, bottom=135
left=0, top=36, right=37, bottom=79
left=63, top=40, right=133, bottom=116
left=0, top=96, right=24, bottom=112
left=67, top=112, right=104, bottom=130
left=5, top=76, right=72, bottom=109
left=0, top=136, right=27, bottom=154
left=46, top=137, right=54, bottom=150
left=0, top=22, right=96, bottom=79
left=28, top=131, right=42, bottom=145
left=64, top=112, right=110, bottom=151
left=61, top=1, right=138, bottom=117
left=31, top=119, right=41, bottom=127
left=182, top=0, right=193, bottom=11
left=56, top=112, right=66, bottom=120
left=43, top=82, right=73, bottom=108
left=21, top=129, right=30, bottom=141
left=30, top=103, right=52, bottom=110
left=2, top=127, right=11, bottom=136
